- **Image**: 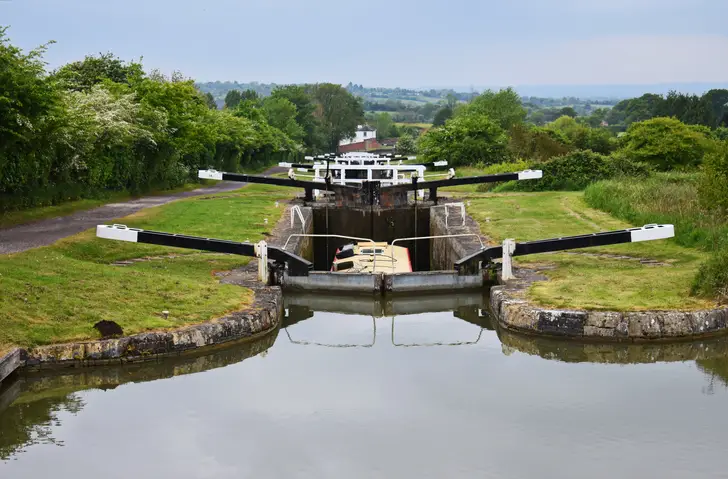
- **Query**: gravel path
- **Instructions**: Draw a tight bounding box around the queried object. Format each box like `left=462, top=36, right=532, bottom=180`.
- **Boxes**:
left=0, top=168, right=285, bottom=255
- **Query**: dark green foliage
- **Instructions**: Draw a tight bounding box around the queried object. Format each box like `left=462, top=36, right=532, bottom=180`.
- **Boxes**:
left=456, top=87, right=526, bottom=130
left=558, top=106, right=577, bottom=118
left=418, top=115, right=508, bottom=166
left=52, top=53, right=143, bottom=91
left=620, top=117, right=713, bottom=170
left=698, top=143, right=728, bottom=215
left=605, top=90, right=727, bottom=129
left=432, top=106, right=452, bottom=126
left=691, top=247, right=728, bottom=301
left=548, top=116, right=616, bottom=155
left=502, top=150, right=650, bottom=192
left=508, top=124, right=571, bottom=161
left=204, top=92, right=217, bottom=109
left=0, top=30, right=301, bottom=213
left=309, top=83, right=364, bottom=151
left=224, top=90, right=243, bottom=109
left=395, top=134, right=416, bottom=155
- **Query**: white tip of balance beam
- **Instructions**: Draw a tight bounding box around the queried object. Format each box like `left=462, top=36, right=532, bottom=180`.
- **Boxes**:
left=433, top=160, right=448, bottom=166
left=279, top=162, right=292, bottom=168
left=629, top=224, right=675, bottom=242
left=96, top=224, right=140, bottom=243
left=518, top=170, right=543, bottom=180
left=198, top=170, right=223, bottom=180
left=304, top=156, right=314, bottom=161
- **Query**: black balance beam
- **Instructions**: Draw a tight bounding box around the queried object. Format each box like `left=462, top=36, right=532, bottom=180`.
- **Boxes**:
left=454, top=224, right=674, bottom=274
left=97, top=225, right=312, bottom=276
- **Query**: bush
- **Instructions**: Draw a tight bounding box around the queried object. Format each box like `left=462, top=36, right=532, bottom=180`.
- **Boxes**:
left=698, top=142, right=728, bottom=215
left=497, top=150, right=649, bottom=192
left=508, top=124, right=571, bottom=162
left=475, top=160, right=532, bottom=192
left=620, top=117, right=713, bottom=170
left=417, top=115, right=508, bottom=166
left=692, top=248, right=728, bottom=302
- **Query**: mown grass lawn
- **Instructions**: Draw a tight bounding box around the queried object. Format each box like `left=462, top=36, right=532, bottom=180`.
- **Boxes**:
left=465, top=191, right=713, bottom=311
left=0, top=184, right=293, bottom=351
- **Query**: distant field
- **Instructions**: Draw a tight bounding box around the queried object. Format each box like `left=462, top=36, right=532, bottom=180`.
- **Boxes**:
left=395, top=122, right=433, bottom=129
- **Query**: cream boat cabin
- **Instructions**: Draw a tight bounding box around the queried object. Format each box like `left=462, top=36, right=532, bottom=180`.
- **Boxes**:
left=331, top=242, right=413, bottom=274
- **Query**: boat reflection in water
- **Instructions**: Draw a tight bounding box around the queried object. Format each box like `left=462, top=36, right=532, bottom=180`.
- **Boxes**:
left=282, top=292, right=492, bottom=349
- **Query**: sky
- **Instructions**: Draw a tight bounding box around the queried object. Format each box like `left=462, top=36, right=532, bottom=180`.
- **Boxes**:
left=2, top=0, right=728, bottom=89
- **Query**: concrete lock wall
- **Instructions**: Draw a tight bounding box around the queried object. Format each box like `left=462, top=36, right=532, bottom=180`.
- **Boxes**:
left=311, top=206, right=430, bottom=271
left=429, top=204, right=485, bottom=271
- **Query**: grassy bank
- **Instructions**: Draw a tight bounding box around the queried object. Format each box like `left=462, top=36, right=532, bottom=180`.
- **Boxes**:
left=0, top=184, right=292, bottom=352
left=0, top=182, right=210, bottom=229
left=465, top=190, right=712, bottom=311
left=584, top=172, right=728, bottom=252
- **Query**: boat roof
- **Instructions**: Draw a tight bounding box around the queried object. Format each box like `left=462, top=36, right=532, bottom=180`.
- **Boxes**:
left=332, top=242, right=412, bottom=274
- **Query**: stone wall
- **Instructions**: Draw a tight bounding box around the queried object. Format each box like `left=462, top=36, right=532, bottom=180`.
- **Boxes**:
left=23, top=288, right=282, bottom=370
left=429, top=203, right=485, bottom=271
left=490, top=268, right=728, bottom=341
left=0, top=349, right=21, bottom=386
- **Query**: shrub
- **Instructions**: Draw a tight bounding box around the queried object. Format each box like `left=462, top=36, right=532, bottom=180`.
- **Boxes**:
left=698, top=142, right=728, bottom=216
left=417, top=115, right=508, bottom=166
left=475, top=160, right=532, bottom=192
left=497, top=150, right=649, bottom=192
left=620, top=117, right=713, bottom=170
left=692, top=248, right=728, bottom=302
left=508, top=124, right=571, bottom=162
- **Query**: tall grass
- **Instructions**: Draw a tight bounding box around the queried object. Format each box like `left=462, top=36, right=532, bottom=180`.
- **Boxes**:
left=584, top=172, right=728, bottom=252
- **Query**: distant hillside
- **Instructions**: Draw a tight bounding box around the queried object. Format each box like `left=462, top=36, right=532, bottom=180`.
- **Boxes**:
left=429, top=83, right=728, bottom=100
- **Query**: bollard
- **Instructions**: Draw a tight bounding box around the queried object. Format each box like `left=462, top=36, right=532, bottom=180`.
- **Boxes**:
left=255, top=240, right=268, bottom=284
left=502, top=238, right=516, bottom=280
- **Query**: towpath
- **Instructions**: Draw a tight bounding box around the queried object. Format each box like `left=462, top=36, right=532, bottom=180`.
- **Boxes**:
left=0, top=167, right=285, bottom=255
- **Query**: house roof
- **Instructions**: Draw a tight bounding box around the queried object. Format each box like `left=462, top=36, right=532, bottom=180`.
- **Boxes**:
left=357, top=125, right=376, bottom=132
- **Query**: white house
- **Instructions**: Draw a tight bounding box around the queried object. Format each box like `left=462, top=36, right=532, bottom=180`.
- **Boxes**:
left=339, top=125, right=377, bottom=146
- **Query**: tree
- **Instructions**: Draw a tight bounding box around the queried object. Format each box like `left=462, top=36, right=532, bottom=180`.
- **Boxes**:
left=698, top=142, right=728, bottom=215
left=557, top=106, right=577, bottom=118
left=620, top=117, right=713, bottom=170
left=240, top=89, right=260, bottom=102
left=309, top=83, right=364, bottom=152
left=418, top=115, right=508, bottom=166
left=703, top=89, right=728, bottom=127
left=547, top=116, right=616, bottom=155
left=432, top=106, right=452, bottom=126
left=396, top=134, right=416, bottom=155
left=456, top=87, right=526, bottom=130
left=52, top=52, right=143, bottom=91
left=529, top=110, right=546, bottom=126
left=262, top=96, right=304, bottom=142
left=271, top=85, right=324, bottom=152
left=374, top=112, right=395, bottom=139
left=204, top=92, right=217, bottom=109
left=224, top=90, right=243, bottom=109
left=0, top=27, right=62, bottom=201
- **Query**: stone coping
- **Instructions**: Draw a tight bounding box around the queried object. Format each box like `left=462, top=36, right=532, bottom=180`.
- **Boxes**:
left=490, top=268, right=728, bottom=342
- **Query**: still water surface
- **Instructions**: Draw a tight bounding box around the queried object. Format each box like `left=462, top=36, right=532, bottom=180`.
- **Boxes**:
left=2, top=293, right=728, bottom=478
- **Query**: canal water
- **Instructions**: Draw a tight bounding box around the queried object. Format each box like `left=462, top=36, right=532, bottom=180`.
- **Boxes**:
left=2, top=293, right=728, bottom=478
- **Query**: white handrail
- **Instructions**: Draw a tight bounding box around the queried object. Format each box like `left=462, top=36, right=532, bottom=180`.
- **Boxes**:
left=391, top=234, right=484, bottom=250
left=290, top=205, right=306, bottom=232
left=390, top=234, right=484, bottom=270
left=432, top=203, right=466, bottom=228
left=282, top=234, right=380, bottom=272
